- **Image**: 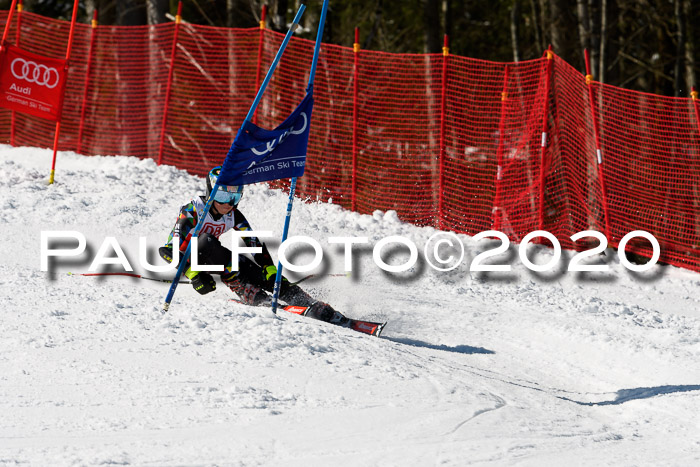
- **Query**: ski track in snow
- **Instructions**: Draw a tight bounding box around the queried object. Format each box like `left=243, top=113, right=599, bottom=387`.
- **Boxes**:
left=1, top=145, right=699, bottom=466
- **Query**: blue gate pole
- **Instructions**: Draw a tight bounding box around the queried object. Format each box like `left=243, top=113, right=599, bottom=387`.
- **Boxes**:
left=162, top=4, right=306, bottom=313
left=271, top=0, right=329, bottom=314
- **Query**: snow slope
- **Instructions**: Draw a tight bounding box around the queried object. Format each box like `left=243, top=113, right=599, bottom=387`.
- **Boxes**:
left=1, top=145, right=699, bottom=466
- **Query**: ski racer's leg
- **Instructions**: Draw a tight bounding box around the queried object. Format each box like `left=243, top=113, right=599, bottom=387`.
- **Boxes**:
left=159, top=233, right=263, bottom=300
left=189, top=233, right=269, bottom=305
left=178, top=234, right=346, bottom=320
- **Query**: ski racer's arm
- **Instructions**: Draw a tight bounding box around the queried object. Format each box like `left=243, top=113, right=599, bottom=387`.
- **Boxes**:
left=166, top=201, right=198, bottom=253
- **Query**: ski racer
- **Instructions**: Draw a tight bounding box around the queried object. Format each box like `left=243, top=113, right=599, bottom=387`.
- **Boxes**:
left=159, top=166, right=345, bottom=324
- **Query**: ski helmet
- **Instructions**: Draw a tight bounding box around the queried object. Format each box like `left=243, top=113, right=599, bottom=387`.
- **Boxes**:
left=206, top=166, right=243, bottom=206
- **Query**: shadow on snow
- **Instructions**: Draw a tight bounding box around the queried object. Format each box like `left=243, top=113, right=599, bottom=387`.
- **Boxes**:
left=559, top=385, right=700, bottom=406
left=385, top=336, right=495, bottom=355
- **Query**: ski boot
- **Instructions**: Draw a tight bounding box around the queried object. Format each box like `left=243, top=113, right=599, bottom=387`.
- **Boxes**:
left=304, top=301, right=351, bottom=327
left=223, top=274, right=270, bottom=306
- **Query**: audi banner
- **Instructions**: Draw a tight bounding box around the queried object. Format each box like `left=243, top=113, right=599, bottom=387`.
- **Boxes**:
left=0, top=44, right=67, bottom=121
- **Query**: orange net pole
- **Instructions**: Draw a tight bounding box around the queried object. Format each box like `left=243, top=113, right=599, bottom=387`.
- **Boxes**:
left=76, top=9, right=98, bottom=154
left=692, top=87, right=700, bottom=135
left=537, top=46, right=554, bottom=230
left=492, top=65, right=510, bottom=231
left=9, top=0, right=21, bottom=146
left=351, top=27, right=360, bottom=212
left=156, top=1, right=182, bottom=166
left=48, top=0, right=80, bottom=184
left=252, top=4, right=267, bottom=125
left=0, top=0, right=18, bottom=46
left=583, top=48, right=611, bottom=240
left=437, top=34, right=449, bottom=229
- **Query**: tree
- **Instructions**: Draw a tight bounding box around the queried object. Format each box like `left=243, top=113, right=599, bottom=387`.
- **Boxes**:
left=147, top=0, right=169, bottom=25
left=269, top=0, right=289, bottom=33
left=683, top=0, right=696, bottom=91
left=423, top=0, right=441, bottom=54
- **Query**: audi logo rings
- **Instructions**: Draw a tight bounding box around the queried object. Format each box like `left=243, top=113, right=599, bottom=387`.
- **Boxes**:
left=10, top=58, right=60, bottom=88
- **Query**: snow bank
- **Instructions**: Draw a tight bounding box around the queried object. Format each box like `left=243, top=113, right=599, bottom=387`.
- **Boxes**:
left=1, top=145, right=699, bottom=466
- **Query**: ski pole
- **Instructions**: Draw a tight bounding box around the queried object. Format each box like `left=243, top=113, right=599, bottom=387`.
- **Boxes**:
left=60, top=271, right=331, bottom=286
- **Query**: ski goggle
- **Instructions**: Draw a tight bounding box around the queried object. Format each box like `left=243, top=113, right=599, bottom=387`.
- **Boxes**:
left=213, top=186, right=242, bottom=205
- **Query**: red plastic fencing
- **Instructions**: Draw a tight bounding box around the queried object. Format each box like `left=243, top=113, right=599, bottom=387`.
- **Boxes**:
left=1, top=10, right=699, bottom=272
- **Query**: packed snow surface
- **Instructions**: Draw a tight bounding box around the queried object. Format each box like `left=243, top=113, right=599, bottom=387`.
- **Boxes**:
left=1, top=145, right=699, bottom=466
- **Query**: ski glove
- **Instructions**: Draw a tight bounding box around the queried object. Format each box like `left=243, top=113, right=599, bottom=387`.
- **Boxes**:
left=263, top=264, right=277, bottom=281
left=191, top=272, right=216, bottom=295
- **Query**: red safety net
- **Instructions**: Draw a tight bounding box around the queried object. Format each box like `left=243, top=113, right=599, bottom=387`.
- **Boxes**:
left=1, top=10, right=699, bottom=272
